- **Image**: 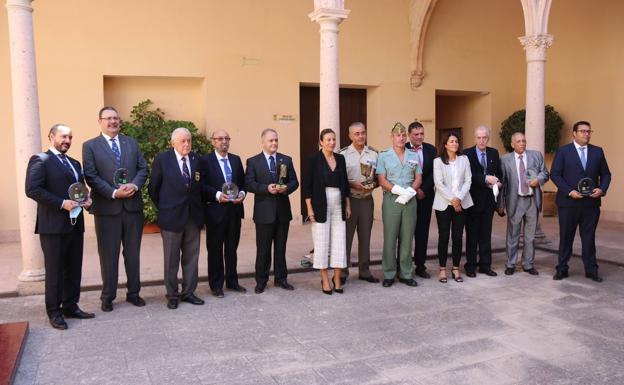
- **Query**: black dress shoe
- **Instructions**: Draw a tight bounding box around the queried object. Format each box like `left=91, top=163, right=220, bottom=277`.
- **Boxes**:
left=255, top=283, right=267, bottom=294
left=181, top=293, right=205, bottom=305
left=126, top=296, right=146, bottom=307
left=504, top=267, right=515, bottom=276
left=167, top=298, right=179, bottom=309
left=415, top=270, right=431, bottom=279
left=553, top=271, right=568, bottom=280
left=466, top=271, right=476, bottom=278
left=585, top=272, right=603, bottom=282
left=358, top=275, right=380, bottom=283
left=523, top=268, right=539, bottom=275
left=479, top=269, right=498, bottom=277
left=274, top=280, right=295, bottom=290
left=212, top=289, right=225, bottom=298
left=63, top=307, right=95, bottom=319
left=226, top=284, right=247, bottom=293
left=101, top=301, right=113, bottom=312
left=382, top=279, right=394, bottom=287
left=49, top=315, right=68, bottom=330
left=398, top=278, right=419, bottom=287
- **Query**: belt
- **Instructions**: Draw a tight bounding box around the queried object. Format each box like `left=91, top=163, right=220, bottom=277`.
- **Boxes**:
left=351, top=195, right=373, bottom=200
left=517, top=195, right=533, bottom=198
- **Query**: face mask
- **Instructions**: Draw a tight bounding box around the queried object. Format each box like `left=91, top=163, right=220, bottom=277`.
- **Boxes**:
left=69, top=206, right=82, bottom=226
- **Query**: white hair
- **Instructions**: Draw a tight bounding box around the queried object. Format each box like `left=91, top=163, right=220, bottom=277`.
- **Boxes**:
left=474, top=125, right=491, bottom=137
left=511, top=131, right=525, bottom=142
left=171, top=127, right=191, bottom=141
left=348, top=122, right=366, bottom=134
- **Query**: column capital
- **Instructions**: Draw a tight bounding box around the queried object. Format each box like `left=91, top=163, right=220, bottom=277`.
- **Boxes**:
left=308, top=0, right=350, bottom=24
left=519, top=34, right=554, bottom=61
left=6, top=0, right=34, bottom=12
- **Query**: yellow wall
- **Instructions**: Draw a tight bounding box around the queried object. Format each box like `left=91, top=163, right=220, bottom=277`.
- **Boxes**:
left=1, top=0, right=622, bottom=239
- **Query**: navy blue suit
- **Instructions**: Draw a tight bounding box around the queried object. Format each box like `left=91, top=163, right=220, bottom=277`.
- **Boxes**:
left=25, top=150, right=85, bottom=317
left=551, top=142, right=611, bottom=274
left=199, top=151, right=245, bottom=291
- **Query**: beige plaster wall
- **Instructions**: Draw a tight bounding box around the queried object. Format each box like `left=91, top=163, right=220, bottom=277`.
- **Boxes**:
left=1, top=0, right=621, bottom=240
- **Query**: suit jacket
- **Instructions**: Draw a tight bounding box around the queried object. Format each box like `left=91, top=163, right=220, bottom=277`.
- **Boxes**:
left=302, top=150, right=350, bottom=223
left=25, top=150, right=85, bottom=234
left=432, top=155, right=474, bottom=211
left=406, top=141, right=437, bottom=199
left=82, top=133, right=148, bottom=215
left=245, top=152, right=299, bottom=224
left=199, top=151, right=245, bottom=225
left=498, top=150, right=549, bottom=217
left=465, top=145, right=502, bottom=212
left=148, top=149, right=204, bottom=232
left=550, top=142, right=611, bottom=208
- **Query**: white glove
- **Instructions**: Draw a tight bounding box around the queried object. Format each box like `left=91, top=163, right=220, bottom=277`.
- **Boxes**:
left=492, top=183, right=499, bottom=201
left=391, top=185, right=407, bottom=196
left=395, top=194, right=408, bottom=205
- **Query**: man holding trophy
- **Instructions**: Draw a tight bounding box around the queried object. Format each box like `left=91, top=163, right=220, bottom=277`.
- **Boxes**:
left=338, top=122, right=380, bottom=284
left=26, top=124, right=95, bottom=329
left=245, top=128, right=299, bottom=293
left=551, top=121, right=611, bottom=282
left=200, top=129, right=247, bottom=298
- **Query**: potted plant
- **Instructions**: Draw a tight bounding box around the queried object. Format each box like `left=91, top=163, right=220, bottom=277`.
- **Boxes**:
left=120, top=99, right=212, bottom=231
left=499, top=105, right=564, bottom=216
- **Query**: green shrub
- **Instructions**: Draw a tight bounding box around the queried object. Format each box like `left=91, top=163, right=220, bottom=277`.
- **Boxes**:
left=499, top=105, right=564, bottom=153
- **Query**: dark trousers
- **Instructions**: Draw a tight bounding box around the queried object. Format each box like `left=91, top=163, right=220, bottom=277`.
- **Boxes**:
left=343, top=196, right=374, bottom=279
left=464, top=205, right=495, bottom=273
left=94, top=209, right=143, bottom=303
left=556, top=205, right=600, bottom=274
left=39, top=227, right=83, bottom=318
left=413, top=196, right=434, bottom=272
left=206, top=209, right=241, bottom=291
left=436, top=206, right=466, bottom=267
left=254, top=219, right=289, bottom=286
left=161, top=219, right=201, bottom=299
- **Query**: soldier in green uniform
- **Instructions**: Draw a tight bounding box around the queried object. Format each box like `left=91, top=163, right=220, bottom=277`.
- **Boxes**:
left=376, top=123, right=422, bottom=287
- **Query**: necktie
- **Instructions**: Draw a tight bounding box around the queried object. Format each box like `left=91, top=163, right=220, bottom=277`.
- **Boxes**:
left=480, top=151, right=487, bottom=171
left=579, top=147, right=587, bottom=170
left=181, top=157, right=190, bottom=185
left=110, top=138, right=121, bottom=166
left=221, top=158, right=232, bottom=183
left=519, top=154, right=529, bottom=195
left=269, top=155, right=277, bottom=182
left=58, top=154, right=77, bottom=181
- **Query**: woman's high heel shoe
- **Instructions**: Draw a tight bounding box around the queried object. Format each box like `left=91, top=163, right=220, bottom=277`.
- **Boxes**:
left=438, top=267, right=448, bottom=283
left=332, top=283, right=344, bottom=294
left=321, top=280, right=333, bottom=295
left=452, top=267, right=464, bottom=282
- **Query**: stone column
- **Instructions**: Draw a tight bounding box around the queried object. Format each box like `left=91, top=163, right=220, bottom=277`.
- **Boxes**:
left=309, top=0, right=349, bottom=147
left=6, top=0, right=45, bottom=282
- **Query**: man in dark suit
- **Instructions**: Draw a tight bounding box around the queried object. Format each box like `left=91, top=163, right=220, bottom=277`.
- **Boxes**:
left=199, top=129, right=247, bottom=298
left=551, top=121, right=611, bottom=282
left=405, top=121, right=437, bottom=278
left=83, top=107, right=148, bottom=312
left=464, top=126, right=502, bottom=277
left=245, top=128, right=299, bottom=294
left=149, top=128, right=205, bottom=309
left=26, top=124, right=95, bottom=330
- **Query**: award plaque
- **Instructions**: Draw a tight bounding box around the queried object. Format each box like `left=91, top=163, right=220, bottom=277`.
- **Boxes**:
left=113, top=168, right=129, bottom=188
left=221, top=182, right=239, bottom=201
left=360, top=160, right=376, bottom=189
left=577, top=177, right=596, bottom=197
left=68, top=182, right=89, bottom=205
left=276, top=163, right=288, bottom=189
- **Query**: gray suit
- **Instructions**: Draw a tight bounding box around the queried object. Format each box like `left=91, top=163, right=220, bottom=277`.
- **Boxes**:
left=498, top=150, right=549, bottom=269
left=83, top=133, right=148, bottom=303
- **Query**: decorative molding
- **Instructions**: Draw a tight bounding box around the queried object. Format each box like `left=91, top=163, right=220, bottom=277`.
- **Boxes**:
left=408, top=0, right=437, bottom=89
left=309, top=0, right=349, bottom=23
left=518, top=34, right=554, bottom=50
left=5, top=0, right=33, bottom=12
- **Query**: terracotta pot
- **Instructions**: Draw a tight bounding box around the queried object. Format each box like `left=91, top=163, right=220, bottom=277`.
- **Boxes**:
left=542, top=191, right=557, bottom=217
left=143, top=223, right=160, bottom=234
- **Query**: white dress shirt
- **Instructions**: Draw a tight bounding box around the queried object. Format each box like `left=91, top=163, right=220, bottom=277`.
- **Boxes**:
left=214, top=152, right=245, bottom=201
left=101, top=133, right=121, bottom=157
left=174, top=149, right=190, bottom=176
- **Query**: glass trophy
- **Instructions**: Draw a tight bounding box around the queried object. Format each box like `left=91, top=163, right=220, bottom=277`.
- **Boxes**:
left=276, top=163, right=288, bottom=189
left=67, top=182, right=89, bottom=205
left=113, top=168, right=129, bottom=188
left=360, top=160, right=376, bottom=189
left=577, top=177, right=596, bottom=197
left=526, top=169, right=537, bottom=189
left=221, top=182, right=239, bottom=201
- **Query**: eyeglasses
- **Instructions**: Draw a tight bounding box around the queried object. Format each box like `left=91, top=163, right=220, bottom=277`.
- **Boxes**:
left=100, top=116, right=120, bottom=121
left=212, top=137, right=231, bottom=142
left=577, top=129, right=593, bottom=135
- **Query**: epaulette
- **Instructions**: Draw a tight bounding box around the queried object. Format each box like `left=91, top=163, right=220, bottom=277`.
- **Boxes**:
left=367, top=146, right=378, bottom=153
left=338, top=145, right=350, bottom=153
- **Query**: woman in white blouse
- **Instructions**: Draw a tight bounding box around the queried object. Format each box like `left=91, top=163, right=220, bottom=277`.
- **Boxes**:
left=433, top=132, right=473, bottom=283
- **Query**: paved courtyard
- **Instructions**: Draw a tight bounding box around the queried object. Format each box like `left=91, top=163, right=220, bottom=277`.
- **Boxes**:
left=2, top=249, right=624, bottom=385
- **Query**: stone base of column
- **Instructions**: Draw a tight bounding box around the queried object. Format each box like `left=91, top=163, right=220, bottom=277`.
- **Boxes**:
left=17, top=280, right=45, bottom=296
left=17, top=268, right=45, bottom=283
